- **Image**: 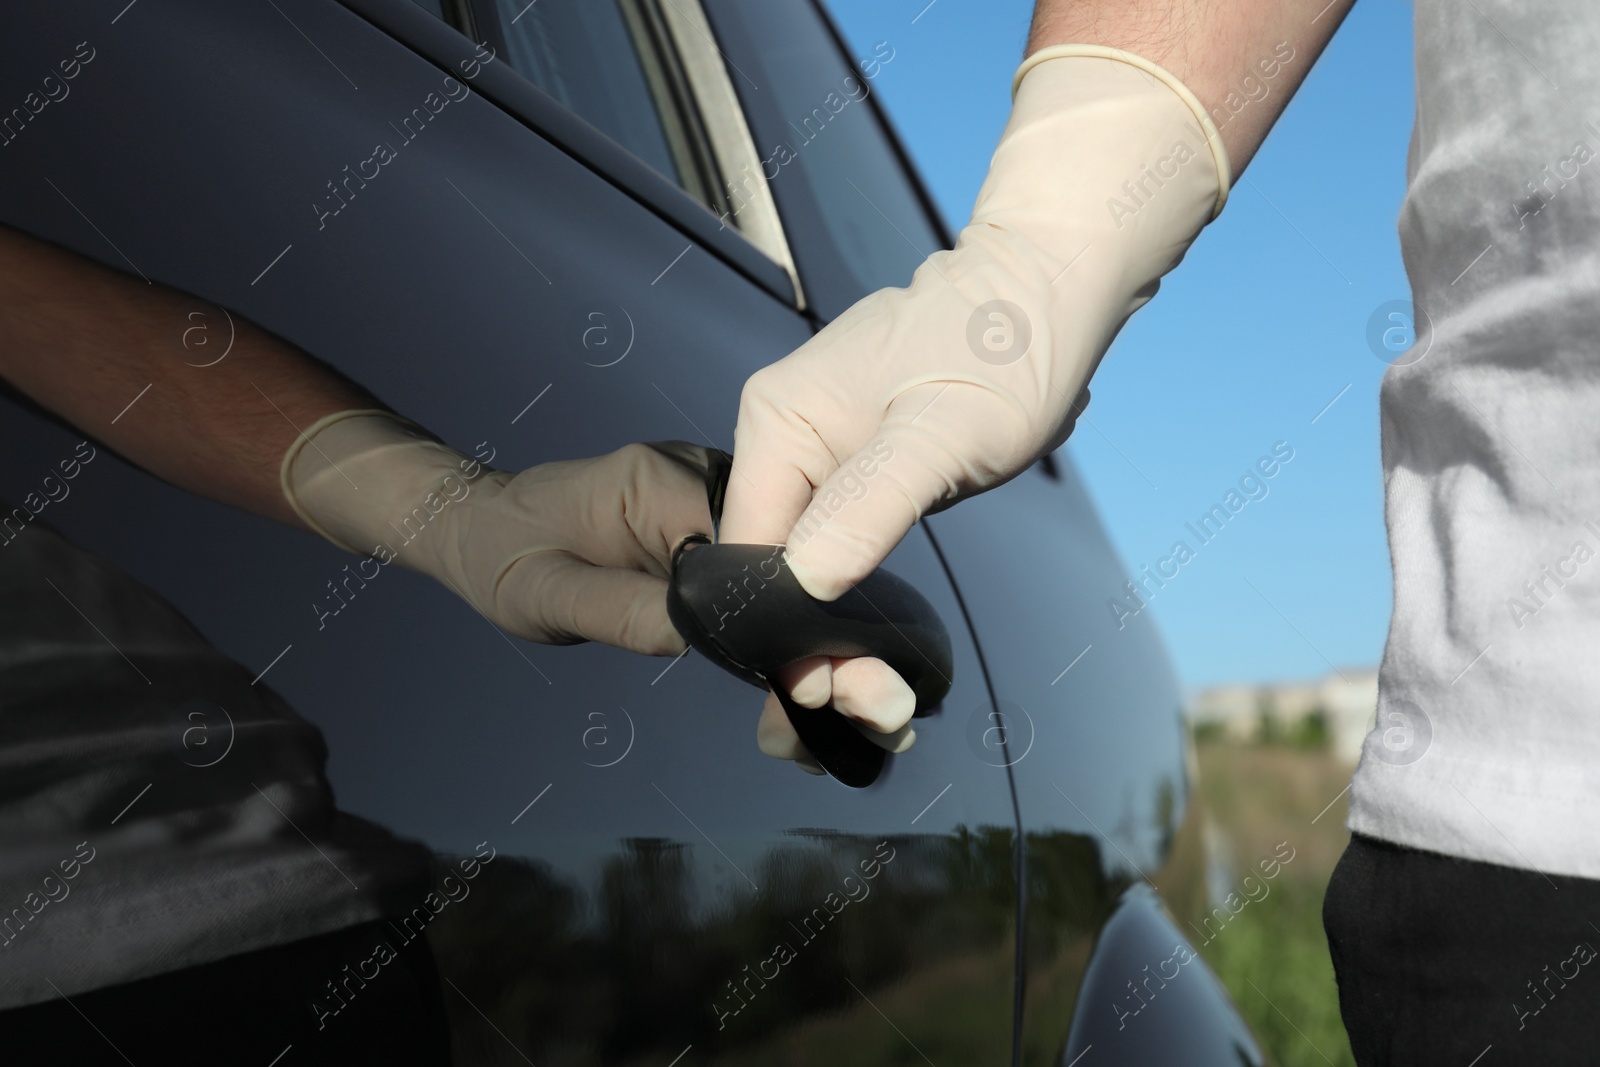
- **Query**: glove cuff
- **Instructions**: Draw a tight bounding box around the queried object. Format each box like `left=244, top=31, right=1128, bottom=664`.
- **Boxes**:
left=1012, top=44, right=1231, bottom=220
left=281, top=408, right=477, bottom=557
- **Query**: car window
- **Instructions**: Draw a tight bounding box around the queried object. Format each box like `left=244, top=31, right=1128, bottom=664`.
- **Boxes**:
left=701, top=0, right=946, bottom=320
left=481, top=0, right=687, bottom=191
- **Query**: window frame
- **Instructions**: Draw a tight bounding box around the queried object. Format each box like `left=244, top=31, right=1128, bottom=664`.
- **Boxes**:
left=649, top=0, right=803, bottom=308
left=430, top=0, right=804, bottom=306
left=343, top=0, right=800, bottom=306
left=698, top=0, right=954, bottom=321
left=614, top=0, right=727, bottom=216
left=465, top=0, right=697, bottom=197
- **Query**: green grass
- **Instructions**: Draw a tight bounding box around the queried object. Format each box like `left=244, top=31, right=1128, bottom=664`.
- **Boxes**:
left=1192, top=739, right=1358, bottom=1067
left=1197, top=873, right=1353, bottom=1067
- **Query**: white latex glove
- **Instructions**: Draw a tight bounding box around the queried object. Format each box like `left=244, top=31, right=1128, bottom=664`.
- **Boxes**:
left=281, top=411, right=716, bottom=655
left=720, top=46, right=1230, bottom=767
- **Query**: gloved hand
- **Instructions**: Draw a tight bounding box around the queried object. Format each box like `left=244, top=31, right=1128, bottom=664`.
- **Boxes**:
left=281, top=410, right=717, bottom=656
left=720, top=46, right=1230, bottom=769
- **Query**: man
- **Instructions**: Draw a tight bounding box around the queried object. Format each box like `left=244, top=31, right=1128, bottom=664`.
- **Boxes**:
left=723, top=1, right=1600, bottom=1063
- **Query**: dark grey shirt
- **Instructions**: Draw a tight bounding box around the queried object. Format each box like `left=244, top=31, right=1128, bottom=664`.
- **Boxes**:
left=0, top=505, right=432, bottom=1010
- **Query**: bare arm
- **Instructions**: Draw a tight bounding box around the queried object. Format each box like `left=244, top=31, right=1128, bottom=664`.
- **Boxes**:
left=0, top=224, right=378, bottom=528
left=0, top=223, right=723, bottom=658
left=1030, top=0, right=1356, bottom=172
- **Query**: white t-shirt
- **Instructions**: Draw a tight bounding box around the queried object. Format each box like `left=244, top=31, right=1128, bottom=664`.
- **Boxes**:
left=1348, top=0, right=1600, bottom=878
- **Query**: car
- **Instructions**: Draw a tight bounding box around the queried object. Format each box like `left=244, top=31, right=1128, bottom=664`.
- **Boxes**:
left=0, top=0, right=1262, bottom=1062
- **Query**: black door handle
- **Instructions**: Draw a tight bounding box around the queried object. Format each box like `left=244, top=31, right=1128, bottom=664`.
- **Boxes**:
left=666, top=539, right=953, bottom=787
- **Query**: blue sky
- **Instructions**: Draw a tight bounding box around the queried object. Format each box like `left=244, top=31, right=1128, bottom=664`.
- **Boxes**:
left=823, top=0, right=1417, bottom=689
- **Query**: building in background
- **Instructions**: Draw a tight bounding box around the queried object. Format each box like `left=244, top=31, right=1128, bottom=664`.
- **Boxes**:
left=1187, top=669, right=1378, bottom=763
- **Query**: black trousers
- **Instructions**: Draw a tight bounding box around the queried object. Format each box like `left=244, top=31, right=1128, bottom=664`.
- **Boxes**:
left=0, top=918, right=452, bottom=1065
left=1325, top=832, right=1600, bottom=1066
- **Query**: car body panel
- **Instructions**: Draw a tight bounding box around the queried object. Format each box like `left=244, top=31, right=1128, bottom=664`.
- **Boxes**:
left=1054, top=885, right=1261, bottom=1066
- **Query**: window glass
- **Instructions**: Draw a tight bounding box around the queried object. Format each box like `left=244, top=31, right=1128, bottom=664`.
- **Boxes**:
left=701, top=0, right=944, bottom=319
left=489, top=0, right=683, bottom=186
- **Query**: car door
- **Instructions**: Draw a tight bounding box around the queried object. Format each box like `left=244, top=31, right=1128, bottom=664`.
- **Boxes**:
left=0, top=1, right=1018, bottom=1062
left=702, top=2, right=1267, bottom=1062
left=925, top=470, right=1263, bottom=1065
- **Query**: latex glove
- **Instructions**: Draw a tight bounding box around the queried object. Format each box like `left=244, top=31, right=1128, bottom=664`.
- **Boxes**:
left=753, top=662, right=921, bottom=776
left=721, top=47, right=1230, bottom=767
left=281, top=411, right=717, bottom=655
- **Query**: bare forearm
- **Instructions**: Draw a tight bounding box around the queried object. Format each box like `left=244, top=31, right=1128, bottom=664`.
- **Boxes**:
left=0, top=225, right=379, bottom=528
left=1029, top=0, right=1355, bottom=172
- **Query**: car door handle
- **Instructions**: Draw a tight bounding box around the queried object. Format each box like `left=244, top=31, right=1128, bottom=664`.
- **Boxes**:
left=666, top=538, right=953, bottom=787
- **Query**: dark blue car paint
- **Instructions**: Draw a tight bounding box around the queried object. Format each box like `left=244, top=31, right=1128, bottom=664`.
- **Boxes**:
left=0, top=1, right=1259, bottom=1062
